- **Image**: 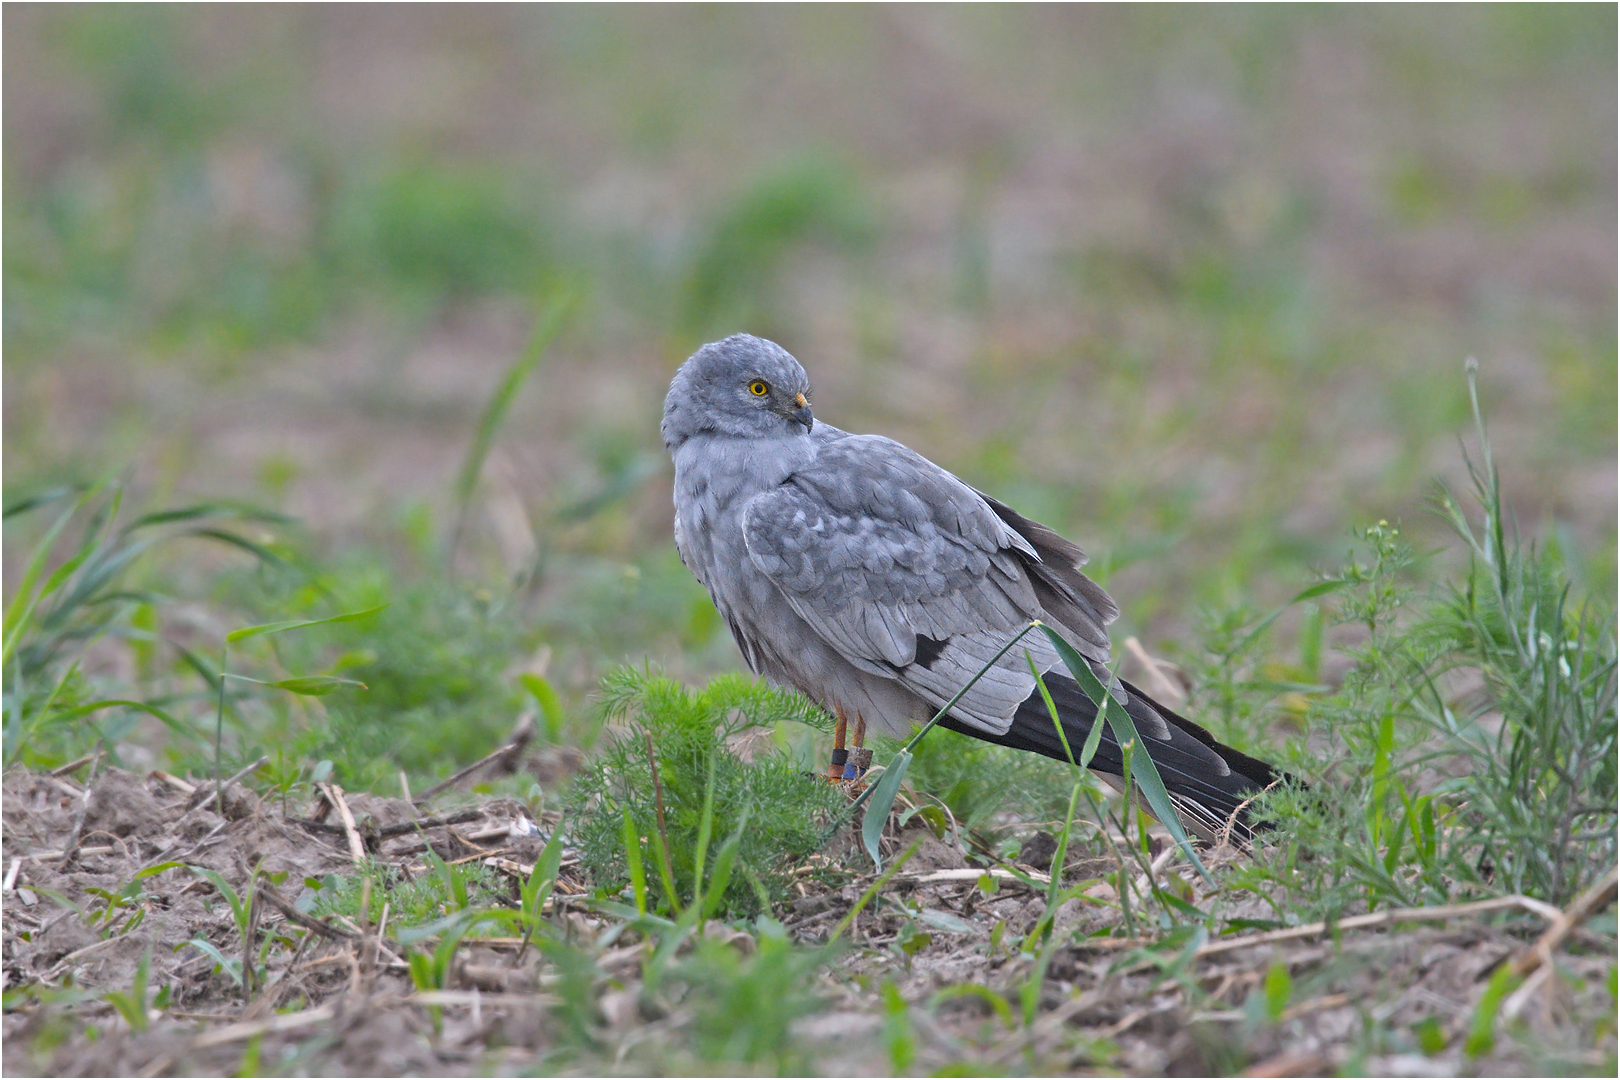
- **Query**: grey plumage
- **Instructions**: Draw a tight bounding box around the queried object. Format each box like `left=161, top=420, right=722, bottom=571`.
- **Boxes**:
left=663, top=334, right=1285, bottom=841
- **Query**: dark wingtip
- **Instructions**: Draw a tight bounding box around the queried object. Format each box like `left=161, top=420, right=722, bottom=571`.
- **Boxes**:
left=940, top=673, right=1296, bottom=843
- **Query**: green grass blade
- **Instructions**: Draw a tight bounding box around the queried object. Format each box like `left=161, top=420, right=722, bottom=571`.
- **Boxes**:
left=861, top=751, right=912, bottom=871
left=183, top=938, right=243, bottom=987
left=1027, top=652, right=1075, bottom=766
left=188, top=867, right=247, bottom=929
left=846, top=621, right=1038, bottom=825
left=2, top=659, right=82, bottom=768
left=3, top=485, right=84, bottom=519
left=46, top=699, right=197, bottom=742
left=646, top=808, right=682, bottom=918
left=224, top=605, right=388, bottom=644
left=449, top=292, right=575, bottom=558
left=701, top=810, right=748, bottom=920
left=34, top=536, right=157, bottom=634
left=1026, top=651, right=1105, bottom=772
left=519, top=673, right=566, bottom=740
left=2, top=502, right=81, bottom=667
left=691, top=751, right=718, bottom=912
left=832, top=836, right=926, bottom=942
left=621, top=808, right=647, bottom=916
left=171, top=644, right=221, bottom=691
left=522, top=818, right=566, bottom=935
left=125, top=502, right=293, bottom=530
left=1036, top=623, right=1211, bottom=884
left=1046, top=784, right=1082, bottom=912
left=267, top=676, right=368, bottom=696
left=181, top=527, right=287, bottom=567
left=1232, top=577, right=1353, bottom=656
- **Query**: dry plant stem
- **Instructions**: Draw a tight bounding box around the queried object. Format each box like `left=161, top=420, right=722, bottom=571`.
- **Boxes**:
left=1500, top=964, right=1553, bottom=1023
left=900, top=867, right=1051, bottom=888
left=410, top=989, right=560, bottom=1008
left=366, top=901, right=391, bottom=995
left=187, top=1003, right=337, bottom=1049
left=412, top=712, right=534, bottom=804
left=308, top=787, right=333, bottom=823
left=447, top=826, right=501, bottom=855
left=190, top=755, right=269, bottom=814
left=55, top=784, right=92, bottom=869
left=1239, top=1049, right=1334, bottom=1078
left=332, top=913, right=411, bottom=970
left=1101, top=1002, right=1164, bottom=1038
left=1182, top=894, right=1566, bottom=961
left=1507, top=862, right=1619, bottom=979
left=357, top=880, right=377, bottom=994
left=133, top=819, right=229, bottom=877
left=1068, top=893, right=1568, bottom=960
left=242, top=930, right=314, bottom=1022
left=294, top=951, right=408, bottom=975
left=445, top=846, right=510, bottom=866
left=382, top=809, right=482, bottom=837
left=293, top=808, right=484, bottom=839
left=317, top=782, right=367, bottom=865
left=48, top=935, right=126, bottom=972
left=1122, top=636, right=1185, bottom=704
left=149, top=770, right=197, bottom=796
left=1195, top=994, right=1354, bottom=1025
left=136, top=1055, right=174, bottom=1079
left=1129, top=840, right=1183, bottom=897
left=49, top=753, right=97, bottom=777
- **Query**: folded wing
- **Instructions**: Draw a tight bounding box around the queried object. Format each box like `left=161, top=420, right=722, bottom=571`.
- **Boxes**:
left=740, top=434, right=1112, bottom=734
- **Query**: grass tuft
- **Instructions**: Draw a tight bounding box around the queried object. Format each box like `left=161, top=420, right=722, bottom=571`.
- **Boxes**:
left=1224, top=367, right=1616, bottom=915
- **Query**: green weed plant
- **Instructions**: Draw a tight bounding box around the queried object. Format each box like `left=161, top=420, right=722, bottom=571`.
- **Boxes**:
left=1227, top=366, right=1616, bottom=915
left=2, top=482, right=288, bottom=770
left=570, top=667, right=842, bottom=918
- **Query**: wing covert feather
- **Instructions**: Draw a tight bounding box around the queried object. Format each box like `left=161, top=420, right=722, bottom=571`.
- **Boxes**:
left=741, top=435, right=1103, bottom=733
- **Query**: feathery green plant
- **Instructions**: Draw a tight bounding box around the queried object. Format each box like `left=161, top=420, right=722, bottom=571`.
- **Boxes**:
left=569, top=667, right=842, bottom=917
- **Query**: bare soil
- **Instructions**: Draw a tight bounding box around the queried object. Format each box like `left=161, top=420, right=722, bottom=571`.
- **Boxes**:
left=3, top=766, right=1613, bottom=1076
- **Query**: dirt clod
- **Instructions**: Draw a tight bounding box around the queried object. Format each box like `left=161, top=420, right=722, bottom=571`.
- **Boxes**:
left=84, top=769, right=165, bottom=839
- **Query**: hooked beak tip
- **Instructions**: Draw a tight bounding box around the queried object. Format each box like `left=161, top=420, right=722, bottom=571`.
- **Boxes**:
left=792, top=394, right=814, bottom=431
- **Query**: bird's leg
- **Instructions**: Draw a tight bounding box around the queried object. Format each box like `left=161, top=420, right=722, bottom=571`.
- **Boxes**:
left=829, top=710, right=849, bottom=781
left=846, top=717, right=871, bottom=780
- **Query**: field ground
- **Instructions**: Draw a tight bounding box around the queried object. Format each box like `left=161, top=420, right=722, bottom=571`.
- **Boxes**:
left=3, top=7, right=1615, bottom=1077
left=3, top=762, right=1614, bottom=1077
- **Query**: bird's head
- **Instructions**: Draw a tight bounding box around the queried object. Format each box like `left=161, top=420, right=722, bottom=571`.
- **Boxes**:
left=662, top=334, right=815, bottom=451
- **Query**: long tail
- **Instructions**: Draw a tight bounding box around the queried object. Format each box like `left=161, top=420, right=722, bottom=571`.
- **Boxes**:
left=939, top=674, right=1291, bottom=843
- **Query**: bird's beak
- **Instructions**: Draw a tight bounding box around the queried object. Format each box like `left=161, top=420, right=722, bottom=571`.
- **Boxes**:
left=791, top=392, right=814, bottom=432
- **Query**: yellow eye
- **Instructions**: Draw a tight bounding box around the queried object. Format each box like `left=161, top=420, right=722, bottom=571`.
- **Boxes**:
left=749, top=380, right=770, bottom=396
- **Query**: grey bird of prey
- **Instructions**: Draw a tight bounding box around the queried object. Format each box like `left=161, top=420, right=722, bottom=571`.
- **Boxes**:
left=662, top=334, right=1286, bottom=841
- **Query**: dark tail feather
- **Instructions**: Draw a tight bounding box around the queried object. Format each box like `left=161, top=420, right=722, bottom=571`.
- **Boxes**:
left=939, top=675, right=1292, bottom=843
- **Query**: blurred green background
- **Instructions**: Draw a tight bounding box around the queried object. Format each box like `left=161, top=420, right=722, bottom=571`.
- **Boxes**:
left=4, top=5, right=1614, bottom=773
